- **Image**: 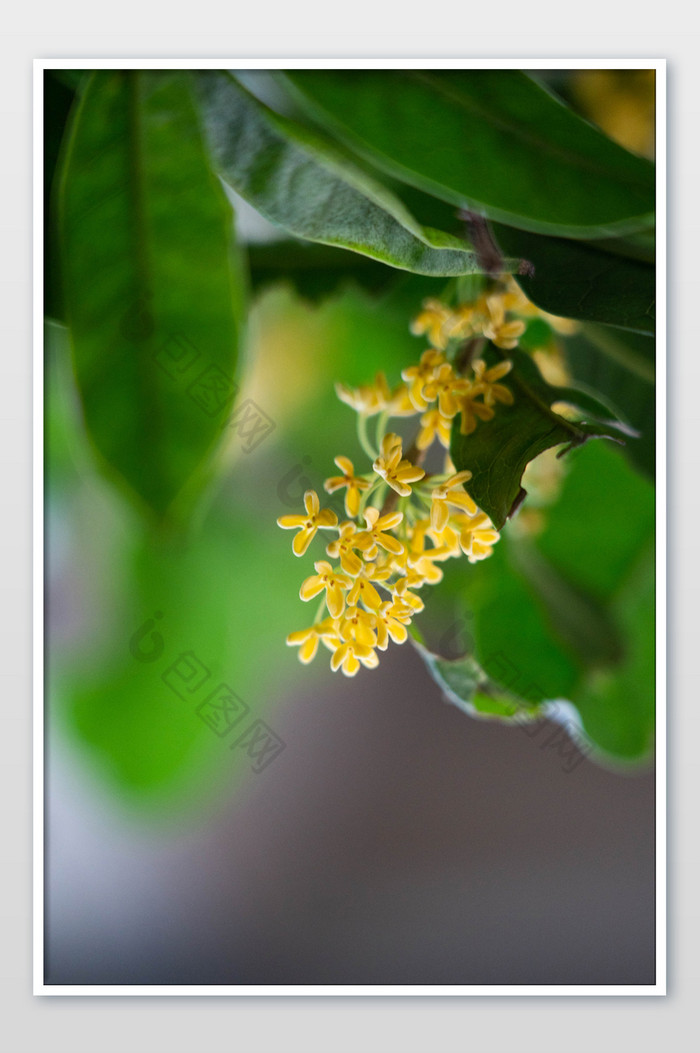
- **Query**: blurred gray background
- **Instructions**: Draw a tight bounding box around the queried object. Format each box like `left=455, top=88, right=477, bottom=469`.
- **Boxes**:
left=45, top=642, right=655, bottom=986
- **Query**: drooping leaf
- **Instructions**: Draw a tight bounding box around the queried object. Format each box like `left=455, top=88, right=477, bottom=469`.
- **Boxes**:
left=194, top=71, right=522, bottom=278
left=493, top=223, right=655, bottom=335
left=281, top=70, right=655, bottom=239
left=412, top=638, right=542, bottom=722
left=450, top=347, right=634, bottom=529
left=58, top=70, right=244, bottom=519
left=417, top=441, right=655, bottom=763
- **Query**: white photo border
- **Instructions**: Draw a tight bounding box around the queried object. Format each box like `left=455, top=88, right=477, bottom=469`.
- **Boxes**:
left=34, top=56, right=666, bottom=997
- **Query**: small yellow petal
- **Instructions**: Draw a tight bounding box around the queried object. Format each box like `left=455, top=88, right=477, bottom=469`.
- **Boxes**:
left=304, top=490, right=320, bottom=516
left=277, top=514, right=307, bottom=529
left=300, top=574, right=324, bottom=601
left=293, top=527, right=315, bottom=556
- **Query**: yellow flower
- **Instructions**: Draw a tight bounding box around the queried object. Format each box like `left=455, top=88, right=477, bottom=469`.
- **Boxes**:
left=286, top=618, right=340, bottom=664
left=427, top=520, right=463, bottom=557
left=299, top=560, right=352, bottom=618
left=501, top=281, right=534, bottom=315
left=471, top=359, right=515, bottom=408
left=335, top=371, right=391, bottom=416
left=483, top=295, right=525, bottom=351
left=373, top=433, right=425, bottom=497
left=456, top=386, right=495, bottom=435
left=430, top=470, right=477, bottom=532
left=387, top=382, right=419, bottom=417
left=339, top=606, right=378, bottom=648
left=404, top=520, right=449, bottom=584
left=417, top=407, right=452, bottom=450
left=410, top=299, right=453, bottom=349
left=446, top=302, right=477, bottom=341
left=423, top=363, right=469, bottom=419
left=323, top=455, right=370, bottom=518
left=346, top=561, right=392, bottom=610
left=392, top=576, right=425, bottom=613
left=374, top=601, right=413, bottom=650
left=455, top=512, right=501, bottom=563
left=330, top=639, right=379, bottom=676
left=401, top=349, right=445, bottom=410
left=326, top=521, right=366, bottom=577
left=356, top=505, right=406, bottom=559
left=277, top=490, right=339, bottom=556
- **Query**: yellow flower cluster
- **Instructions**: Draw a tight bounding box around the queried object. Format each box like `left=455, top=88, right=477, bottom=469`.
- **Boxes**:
left=277, top=277, right=571, bottom=676
left=279, top=456, right=499, bottom=676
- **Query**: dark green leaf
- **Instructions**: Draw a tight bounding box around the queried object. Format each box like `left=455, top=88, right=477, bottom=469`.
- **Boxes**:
left=45, top=71, right=77, bottom=321
left=58, top=70, right=243, bottom=518
left=248, top=240, right=402, bottom=303
left=281, top=70, right=655, bottom=238
left=493, top=223, right=655, bottom=335
left=564, top=326, right=655, bottom=479
left=194, top=72, right=522, bottom=278
left=450, top=347, right=632, bottom=529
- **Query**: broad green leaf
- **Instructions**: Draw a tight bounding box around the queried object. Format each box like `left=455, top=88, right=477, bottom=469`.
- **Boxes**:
left=281, top=70, right=655, bottom=239
left=573, top=546, right=655, bottom=759
left=58, top=70, right=243, bottom=519
left=532, top=438, right=655, bottom=602
left=417, top=442, right=655, bottom=763
left=450, top=347, right=634, bottom=529
left=194, top=72, right=522, bottom=278
left=565, top=326, right=655, bottom=479
left=493, top=223, right=655, bottom=335
left=65, top=513, right=303, bottom=800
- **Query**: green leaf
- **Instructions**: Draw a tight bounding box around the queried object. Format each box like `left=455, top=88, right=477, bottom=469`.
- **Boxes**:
left=45, top=71, right=77, bottom=322
left=450, top=347, right=633, bottom=529
left=58, top=70, right=243, bottom=519
left=248, top=240, right=402, bottom=303
left=412, top=639, right=541, bottom=722
left=417, top=441, right=655, bottom=763
left=281, top=70, right=655, bottom=239
left=194, top=72, right=522, bottom=278
left=564, top=326, right=655, bottom=479
left=493, top=223, right=655, bottom=335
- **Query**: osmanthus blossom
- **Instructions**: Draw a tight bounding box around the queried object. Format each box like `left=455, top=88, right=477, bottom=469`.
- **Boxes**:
left=299, top=561, right=352, bottom=619
left=456, top=387, right=495, bottom=436
left=471, top=358, right=515, bottom=408
left=277, top=489, right=338, bottom=556
left=409, top=299, right=454, bottom=350
left=430, top=470, right=477, bottom=533
left=323, top=455, right=370, bottom=518
left=482, top=294, right=527, bottom=351
left=277, top=279, right=568, bottom=676
left=372, top=433, right=425, bottom=497
left=417, top=407, right=452, bottom=451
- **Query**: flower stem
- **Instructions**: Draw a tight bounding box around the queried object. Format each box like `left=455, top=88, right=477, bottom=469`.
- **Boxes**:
left=356, top=413, right=377, bottom=460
